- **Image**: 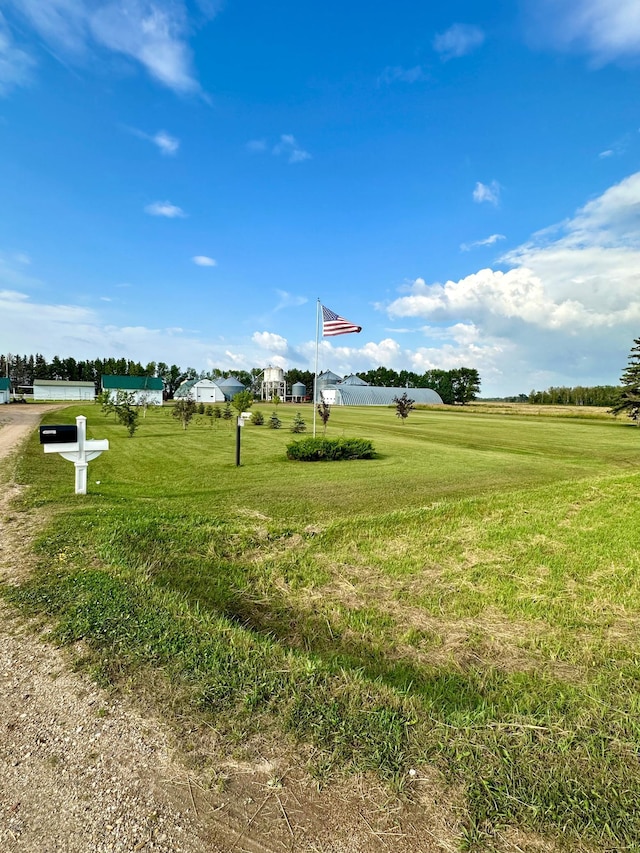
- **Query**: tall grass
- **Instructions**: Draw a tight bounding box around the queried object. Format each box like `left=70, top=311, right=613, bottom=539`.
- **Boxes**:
left=5, top=402, right=640, bottom=849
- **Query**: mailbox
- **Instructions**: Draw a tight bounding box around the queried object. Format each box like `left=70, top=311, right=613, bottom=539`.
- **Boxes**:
left=39, top=425, right=78, bottom=444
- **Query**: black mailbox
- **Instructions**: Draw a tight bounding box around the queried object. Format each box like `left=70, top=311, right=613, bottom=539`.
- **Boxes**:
left=39, top=425, right=78, bottom=444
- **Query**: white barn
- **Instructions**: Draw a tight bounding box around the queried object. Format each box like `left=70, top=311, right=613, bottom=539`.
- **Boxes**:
left=0, top=378, right=10, bottom=404
left=174, top=378, right=226, bottom=403
left=101, top=375, right=164, bottom=406
left=33, top=379, right=96, bottom=402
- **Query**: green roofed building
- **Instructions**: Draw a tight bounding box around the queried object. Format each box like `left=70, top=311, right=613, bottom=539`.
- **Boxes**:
left=101, top=375, right=164, bottom=406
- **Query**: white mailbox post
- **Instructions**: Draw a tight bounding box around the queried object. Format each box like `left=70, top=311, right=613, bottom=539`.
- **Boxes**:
left=41, top=415, right=109, bottom=495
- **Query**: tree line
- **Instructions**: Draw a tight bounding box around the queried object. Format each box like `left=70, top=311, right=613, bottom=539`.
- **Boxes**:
left=526, top=385, right=621, bottom=407
left=1, top=353, right=480, bottom=404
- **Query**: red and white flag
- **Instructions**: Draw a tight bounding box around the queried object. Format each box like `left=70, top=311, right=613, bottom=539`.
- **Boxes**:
left=321, top=304, right=362, bottom=337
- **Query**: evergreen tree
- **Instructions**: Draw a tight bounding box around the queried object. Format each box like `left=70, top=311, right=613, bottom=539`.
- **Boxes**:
left=611, top=337, right=640, bottom=425
left=291, top=412, right=306, bottom=433
left=268, top=412, right=282, bottom=429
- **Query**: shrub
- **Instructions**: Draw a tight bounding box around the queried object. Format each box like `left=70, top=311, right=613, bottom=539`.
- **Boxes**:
left=204, top=405, right=213, bottom=417
left=291, top=412, right=306, bottom=433
left=198, top=402, right=205, bottom=415
left=251, top=410, right=264, bottom=426
left=286, top=437, right=375, bottom=461
left=268, top=412, right=282, bottom=429
left=222, top=402, right=233, bottom=420
left=213, top=405, right=222, bottom=419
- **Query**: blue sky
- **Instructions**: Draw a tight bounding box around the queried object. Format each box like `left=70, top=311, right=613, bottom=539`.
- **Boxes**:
left=2, top=0, right=640, bottom=396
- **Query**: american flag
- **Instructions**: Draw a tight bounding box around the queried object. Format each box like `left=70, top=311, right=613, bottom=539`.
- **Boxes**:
left=321, top=304, right=362, bottom=337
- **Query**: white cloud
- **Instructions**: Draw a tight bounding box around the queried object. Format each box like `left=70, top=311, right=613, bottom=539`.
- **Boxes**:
left=433, top=24, right=485, bottom=60
left=152, top=130, right=179, bottom=155
left=524, top=0, right=640, bottom=63
left=273, top=134, right=311, bottom=164
left=275, top=290, right=307, bottom=310
left=473, top=181, right=501, bottom=205
left=384, top=171, right=640, bottom=392
left=145, top=200, right=186, bottom=218
left=192, top=255, right=217, bottom=266
left=599, top=149, right=614, bottom=158
left=378, top=65, right=428, bottom=85
left=5, top=0, right=204, bottom=94
left=128, top=126, right=180, bottom=154
left=246, top=139, right=267, bottom=153
left=252, top=331, right=289, bottom=354
left=460, top=234, right=506, bottom=252
left=0, top=12, right=35, bottom=94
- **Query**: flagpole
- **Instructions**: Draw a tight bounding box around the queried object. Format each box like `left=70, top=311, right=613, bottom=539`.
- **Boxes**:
left=313, top=298, right=320, bottom=437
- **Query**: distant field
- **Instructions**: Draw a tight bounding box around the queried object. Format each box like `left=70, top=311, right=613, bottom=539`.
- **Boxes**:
left=6, top=402, right=640, bottom=850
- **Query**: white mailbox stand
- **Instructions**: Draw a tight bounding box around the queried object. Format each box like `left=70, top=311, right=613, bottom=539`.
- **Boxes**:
left=43, top=415, right=109, bottom=495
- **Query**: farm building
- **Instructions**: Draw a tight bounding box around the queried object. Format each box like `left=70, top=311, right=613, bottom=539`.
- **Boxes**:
left=291, top=381, right=307, bottom=402
left=33, top=379, right=96, bottom=402
left=315, top=370, right=342, bottom=402
left=174, top=378, right=226, bottom=404
left=321, top=381, right=443, bottom=407
left=0, top=378, right=10, bottom=404
left=260, top=366, right=287, bottom=402
left=101, top=375, right=164, bottom=406
left=217, top=376, right=245, bottom=401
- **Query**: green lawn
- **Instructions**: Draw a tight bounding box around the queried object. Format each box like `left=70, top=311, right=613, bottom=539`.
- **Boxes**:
left=6, top=402, right=640, bottom=850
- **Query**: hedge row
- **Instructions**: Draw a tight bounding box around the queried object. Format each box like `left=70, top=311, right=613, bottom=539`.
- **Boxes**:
left=286, top=437, right=375, bottom=461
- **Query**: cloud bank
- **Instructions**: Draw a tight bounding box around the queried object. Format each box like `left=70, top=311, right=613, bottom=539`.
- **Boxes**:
left=4, top=0, right=209, bottom=93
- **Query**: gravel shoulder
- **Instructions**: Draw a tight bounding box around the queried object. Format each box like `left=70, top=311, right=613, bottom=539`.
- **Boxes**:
left=0, top=405, right=211, bottom=853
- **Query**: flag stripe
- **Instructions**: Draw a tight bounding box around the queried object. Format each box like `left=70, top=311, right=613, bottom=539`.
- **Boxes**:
left=322, top=304, right=362, bottom=336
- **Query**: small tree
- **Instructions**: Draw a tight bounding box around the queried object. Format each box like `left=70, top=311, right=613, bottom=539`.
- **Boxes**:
left=97, top=389, right=115, bottom=419
left=317, top=401, right=331, bottom=434
left=251, top=410, right=264, bottom=426
left=197, top=402, right=205, bottom=415
left=172, top=398, right=197, bottom=430
left=113, top=390, right=139, bottom=437
left=268, top=412, right=282, bottom=429
left=611, top=336, right=640, bottom=425
left=222, top=402, right=233, bottom=421
left=204, top=404, right=213, bottom=417
left=232, top=390, right=253, bottom=415
left=213, top=404, right=222, bottom=420
left=291, top=412, right=306, bottom=433
left=271, top=393, right=281, bottom=407
left=393, top=392, right=415, bottom=424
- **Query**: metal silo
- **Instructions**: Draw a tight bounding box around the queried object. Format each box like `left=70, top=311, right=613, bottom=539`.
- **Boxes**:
left=261, top=365, right=286, bottom=401
left=219, top=375, right=245, bottom=401
left=291, top=381, right=307, bottom=402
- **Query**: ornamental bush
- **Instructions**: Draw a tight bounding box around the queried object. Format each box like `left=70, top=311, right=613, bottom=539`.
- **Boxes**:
left=251, top=410, right=264, bottom=426
left=286, top=437, right=375, bottom=461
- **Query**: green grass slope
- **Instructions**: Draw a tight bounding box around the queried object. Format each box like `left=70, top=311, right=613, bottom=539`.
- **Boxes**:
left=5, top=403, right=640, bottom=850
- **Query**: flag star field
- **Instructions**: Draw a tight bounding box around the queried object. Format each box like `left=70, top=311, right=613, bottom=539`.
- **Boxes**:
left=1, top=0, right=640, bottom=396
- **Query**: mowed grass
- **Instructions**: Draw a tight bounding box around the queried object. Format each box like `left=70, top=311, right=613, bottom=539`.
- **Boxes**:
left=5, top=402, right=640, bottom=850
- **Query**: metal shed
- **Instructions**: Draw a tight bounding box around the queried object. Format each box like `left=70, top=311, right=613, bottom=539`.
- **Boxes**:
left=321, top=385, right=443, bottom=406
left=0, top=378, right=10, bottom=404
left=174, top=378, right=225, bottom=403
left=33, top=380, right=96, bottom=402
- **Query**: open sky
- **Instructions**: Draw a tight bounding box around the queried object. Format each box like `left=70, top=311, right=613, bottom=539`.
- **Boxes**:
left=1, top=0, right=640, bottom=396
